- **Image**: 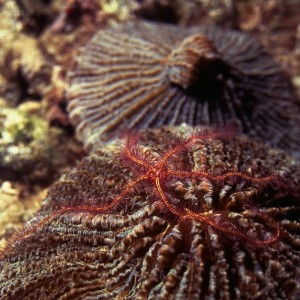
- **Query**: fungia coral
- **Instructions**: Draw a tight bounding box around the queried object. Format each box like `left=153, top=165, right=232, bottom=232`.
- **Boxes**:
left=67, top=21, right=300, bottom=157
left=0, top=126, right=299, bottom=299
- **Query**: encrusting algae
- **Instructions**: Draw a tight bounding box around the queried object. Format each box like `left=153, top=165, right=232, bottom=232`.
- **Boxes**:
left=0, top=105, right=77, bottom=183
left=0, top=125, right=299, bottom=299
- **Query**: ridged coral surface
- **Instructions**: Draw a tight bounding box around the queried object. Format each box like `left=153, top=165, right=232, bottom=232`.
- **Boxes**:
left=0, top=126, right=299, bottom=299
left=67, top=21, right=299, bottom=157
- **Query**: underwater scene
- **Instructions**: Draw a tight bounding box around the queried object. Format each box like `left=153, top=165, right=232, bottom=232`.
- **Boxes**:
left=0, top=1, right=300, bottom=299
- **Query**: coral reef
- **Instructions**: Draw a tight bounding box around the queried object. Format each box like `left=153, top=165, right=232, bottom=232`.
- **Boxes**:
left=68, top=20, right=299, bottom=157
left=0, top=105, right=79, bottom=183
left=14, top=0, right=64, bottom=35
left=0, top=103, right=82, bottom=248
left=133, top=0, right=238, bottom=26
left=0, top=126, right=299, bottom=299
left=0, top=1, right=299, bottom=299
left=0, top=181, right=45, bottom=247
left=0, top=0, right=102, bottom=252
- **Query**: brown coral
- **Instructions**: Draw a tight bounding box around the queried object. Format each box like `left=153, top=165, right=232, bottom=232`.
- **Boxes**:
left=67, top=21, right=299, bottom=158
left=0, top=125, right=299, bottom=299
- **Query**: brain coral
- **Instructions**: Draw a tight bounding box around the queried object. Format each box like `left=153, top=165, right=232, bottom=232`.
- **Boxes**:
left=0, top=125, right=299, bottom=299
left=67, top=21, right=299, bottom=157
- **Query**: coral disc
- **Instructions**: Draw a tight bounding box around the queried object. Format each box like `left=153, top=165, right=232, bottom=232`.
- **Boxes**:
left=166, top=34, right=221, bottom=89
left=1, top=125, right=299, bottom=299
left=67, top=21, right=299, bottom=156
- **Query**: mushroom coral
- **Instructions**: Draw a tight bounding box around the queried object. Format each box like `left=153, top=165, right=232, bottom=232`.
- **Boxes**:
left=1, top=126, right=299, bottom=299
left=67, top=21, right=299, bottom=158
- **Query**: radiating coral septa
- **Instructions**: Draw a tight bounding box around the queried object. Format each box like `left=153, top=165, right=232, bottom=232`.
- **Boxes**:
left=1, top=129, right=286, bottom=259
left=166, top=34, right=222, bottom=89
left=186, top=210, right=280, bottom=247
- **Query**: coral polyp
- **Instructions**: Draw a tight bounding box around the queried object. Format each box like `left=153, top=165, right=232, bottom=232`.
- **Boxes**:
left=67, top=21, right=299, bottom=157
left=1, top=126, right=299, bottom=299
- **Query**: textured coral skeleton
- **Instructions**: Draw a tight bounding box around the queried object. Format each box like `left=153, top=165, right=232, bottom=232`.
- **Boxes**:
left=68, top=21, right=300, bottom=157
left=3, top=128, right=280, bottom=248
left=1, top=126, right=299, bottom=299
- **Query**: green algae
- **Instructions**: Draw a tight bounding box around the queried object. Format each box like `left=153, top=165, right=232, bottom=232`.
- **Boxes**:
left=0, top=106, right=65, bottom=182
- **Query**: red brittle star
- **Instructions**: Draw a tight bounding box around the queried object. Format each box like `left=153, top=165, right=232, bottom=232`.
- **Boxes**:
left=7, top=130, right=281, bottom=249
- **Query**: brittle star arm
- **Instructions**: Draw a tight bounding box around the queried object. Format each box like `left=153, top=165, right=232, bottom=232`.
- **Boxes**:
left=11, top=173, right=150, bottom=243
left=157, top=133, right=222, bottom=169
left=157, top=136, right=200, bottom=169
left=155, top=177, right=186, bottom=217
left=124, top=146, right=151, bottom=170
left=156, top=171, right=279, bottom=245
left=184, top=208, right=280, bottom=245
left=62, top=173, right=150, bottom=212
left=164, top=170, right=278, bottom=184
